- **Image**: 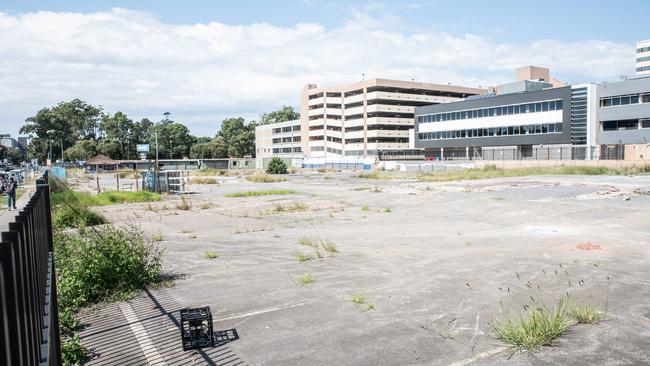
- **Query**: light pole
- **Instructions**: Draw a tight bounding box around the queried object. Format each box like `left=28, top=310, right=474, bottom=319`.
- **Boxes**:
left=46, top=129, right=55, bottom=165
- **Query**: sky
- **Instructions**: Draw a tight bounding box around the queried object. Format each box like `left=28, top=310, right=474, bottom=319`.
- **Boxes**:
left=1, top=0, right=649, bottom=138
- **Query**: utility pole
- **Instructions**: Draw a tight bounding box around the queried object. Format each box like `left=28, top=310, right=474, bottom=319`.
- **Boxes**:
left=155, top=130, right=160, bottom=193
left=61, top=139, right=64, bottom=163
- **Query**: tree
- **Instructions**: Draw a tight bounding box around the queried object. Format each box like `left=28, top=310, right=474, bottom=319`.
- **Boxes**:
left=189, top=137, right=228, bottom=159
left=217, top=117, right=255, bottom=157
left=266, top=157, right=288, bottom=174
left=64, top=140, right=98, bottom=161
left=20, top=99, right=103, bottom=161
left=259, top=106, right=300, bottom=125
left=149, top=118, right=194, bottom=159
left=101, top=111, right=134, bottom=159
left=97, top=139, right=121, bottom=159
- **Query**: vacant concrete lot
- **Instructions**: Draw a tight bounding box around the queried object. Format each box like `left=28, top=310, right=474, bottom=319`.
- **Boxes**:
left=87, top=172, right=650, bottom=365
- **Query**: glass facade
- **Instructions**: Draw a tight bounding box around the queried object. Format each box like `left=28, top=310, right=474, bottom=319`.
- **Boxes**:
left=417, top=99, right=563, bottom=124
left=417, top=122, right=562, bottom=141
left=600, top=93, right=646, bottom=107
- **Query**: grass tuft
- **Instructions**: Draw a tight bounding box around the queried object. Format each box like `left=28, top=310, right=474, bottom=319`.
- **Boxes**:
left=361, top=204, right=369, bottom=212
left=246, top=173, right=287, bottom=183
left=295, top=252, right=312, bottom=262
left=350, top=294, right=376, bottom=311
left=192, top=177, right=219, bottom=184
left=493, top=298, right=571, bottom=350
left=298, top=236, right=318, bottom=247
left=176, top=196, right=191, bottom=210
left=568, top=304, right=602, bottom=324
left=203, top=251, right=220, bottom=259
left=321, top=240, right=338, bottom=254
left=299, top=274, right=316, bottom=285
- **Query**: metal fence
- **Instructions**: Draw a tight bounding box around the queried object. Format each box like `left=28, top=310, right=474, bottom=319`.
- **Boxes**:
left=0, top=172, right=62, bottom=365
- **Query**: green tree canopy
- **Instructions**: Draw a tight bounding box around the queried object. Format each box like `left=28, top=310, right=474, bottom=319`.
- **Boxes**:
left=217, top=117, right=255, bottom=157
left=259, top=106, right=299, bottom=125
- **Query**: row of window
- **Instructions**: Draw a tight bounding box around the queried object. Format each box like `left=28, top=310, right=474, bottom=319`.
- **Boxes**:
left=272, top=125, right=300, bottom=133
left=272, top=136, right=301, bottom=143
left=417, top=123, right=563, bottom=141
left=309, top=114, right=342, bottom=120
left=637, top=66, right=650, bottom=72
left=272, top=147, right=301, bottom=153
left=637, top=46, right=650, bottom=53
left=637, top=56, right=650, bottom=63
left=602, top=119, right=650, bottom=131
left=326, top=136, right=342, bottom=143
left=417, top=100, right=563, bottom=124
left=326, top=147, right=342, bottom=154
left=600, top=94, right=650, bottom=107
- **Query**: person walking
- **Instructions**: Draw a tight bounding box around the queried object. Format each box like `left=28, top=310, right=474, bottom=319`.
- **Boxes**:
left=7, top=177, right=17, bottom=211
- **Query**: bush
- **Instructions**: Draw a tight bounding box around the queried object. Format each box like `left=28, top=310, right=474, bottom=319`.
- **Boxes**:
left=266, top=157, right=288, bottom=174
left=52, top=205, right=107, bottom=229
left=54, top=225, right=162, bottom=310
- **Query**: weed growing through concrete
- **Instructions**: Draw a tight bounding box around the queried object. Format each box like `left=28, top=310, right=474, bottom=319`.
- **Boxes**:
left=383, top=207, right=391, bottom=213
left=271, top=202, right=308, bottom=214
left=350, top=294, right=376, bottom=311
left=372, top=186, right=382, bottom=193
left=192, top=177, right=219, bottom=184
left=298, top=236, right=318, bottom=247
left=200, top=203, right=212, bottom=209
left=300, top=274, right=316, bottom=285
left=246, top=174, right=287, bottom=183
left=295, top=252, right=313, bottom=262
left=146, top=204, right=157, bottom=212
left=152, top=233, right=163, bottom=242
left=176, top=196, right=192, bottom=210
left=464, top=240, right=472, bottom=247
left=189, top=234, right=197, bottom=239
left=568, top=304, right=602, bottom=324
left=493, top=297, right=571, bottom=350
left=361, top=204, right=369, bottom=212
left=321, top=240, right=338, bottom=254
left=203, top=251, right=220, bottom=259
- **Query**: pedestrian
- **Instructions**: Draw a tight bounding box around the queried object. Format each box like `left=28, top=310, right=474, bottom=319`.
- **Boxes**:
left=7, top=176, right=17, bottom=211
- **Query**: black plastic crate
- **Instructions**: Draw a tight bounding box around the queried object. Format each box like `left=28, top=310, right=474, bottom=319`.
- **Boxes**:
left=180, top=306, right=214, bottom=351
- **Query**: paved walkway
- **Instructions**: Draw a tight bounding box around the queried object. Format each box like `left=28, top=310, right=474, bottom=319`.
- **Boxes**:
left=78, top=288, right=246, bottom=366
left=0, top=187, right=35, bottom=232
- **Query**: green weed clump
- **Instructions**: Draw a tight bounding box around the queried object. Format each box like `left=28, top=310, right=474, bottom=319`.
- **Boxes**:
left=55, top=225, right=162, bottom=309
left=53, top=205, right=107, bottom=229
left=295, top=252, right=313, bottom=262
left=493, top=298, right=571, bottom=350
left=266, top=157, right=289, bottom=174
left=226, top=189, right=297, bottom=198
left=95, top=191, right=161, bottom=205
left=203, top=251, right=220, bottom=259
left=299, top=274, right=316, bottom=285
left=350, top=294, right=376, bottom=311
left=568, top=304, right=602, bottom=324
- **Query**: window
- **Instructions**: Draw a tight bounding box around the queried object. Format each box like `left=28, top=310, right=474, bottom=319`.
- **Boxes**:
left=621, top=96, right=630, bottom=105
left=642, top=119, right=650, bottom=129
left=644, top=95, right=650, bottom=103
left=612, top=97, right=621, bottom=106
left=549, top=123, right=555, bottom=133
left=631, top=95, right=639, bottom=104
left=293, top=125, right=300, bottom=131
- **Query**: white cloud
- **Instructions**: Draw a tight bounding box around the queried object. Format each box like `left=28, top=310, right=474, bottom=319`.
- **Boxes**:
left=0, top=7, right=635, bottom=137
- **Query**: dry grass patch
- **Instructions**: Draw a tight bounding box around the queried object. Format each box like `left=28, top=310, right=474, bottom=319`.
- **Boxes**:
left=246, top=173, right=287, bottom=183
left=192, top=177, right=219, bottom=184
left=226, top=189, right=297, bottom=198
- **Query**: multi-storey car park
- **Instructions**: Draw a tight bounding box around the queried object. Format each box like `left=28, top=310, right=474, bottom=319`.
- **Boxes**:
left=299, top=79, right=486, bottom=159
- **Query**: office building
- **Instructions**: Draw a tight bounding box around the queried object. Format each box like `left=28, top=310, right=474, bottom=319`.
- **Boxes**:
left=637, top=39, right=650, bottom=76
left=254, top=119, right=303, bottom=159
left=597, top=75, right=650, bottom=159
left=299, top=79, right=486, bottom=158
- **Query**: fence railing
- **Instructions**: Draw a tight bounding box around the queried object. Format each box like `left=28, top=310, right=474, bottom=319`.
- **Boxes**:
left=0, top=172, right=62, bottom=365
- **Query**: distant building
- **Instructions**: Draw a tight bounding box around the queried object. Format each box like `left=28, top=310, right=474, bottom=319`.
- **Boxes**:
left=254, top=119, right=303, bottom=159
left=299, top=79, right=486, bottom=158
left=17, top=136, right=29, bottom=148
left=0, top=134, right=20, bottom=149
left=637, top=39, right=650, bottom=76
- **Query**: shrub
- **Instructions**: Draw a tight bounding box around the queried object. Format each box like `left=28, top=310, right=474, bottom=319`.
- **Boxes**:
left=266, top=157, right=288, bottom=174
left=52, top=205, right=107, bottom=229
left=54, top=225, right=162, bottom=310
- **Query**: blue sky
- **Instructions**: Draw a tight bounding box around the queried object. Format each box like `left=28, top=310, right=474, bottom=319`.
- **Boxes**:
left=1, top=0, right=648, bottom=137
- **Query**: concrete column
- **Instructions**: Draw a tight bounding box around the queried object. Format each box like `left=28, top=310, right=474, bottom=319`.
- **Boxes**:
left=466, top=146, right=470, bottom=160
left=441, top=147, right=444, bottom=161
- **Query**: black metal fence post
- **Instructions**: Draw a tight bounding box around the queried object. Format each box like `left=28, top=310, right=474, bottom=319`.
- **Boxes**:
left=0, top=172, right=61, bottom=365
